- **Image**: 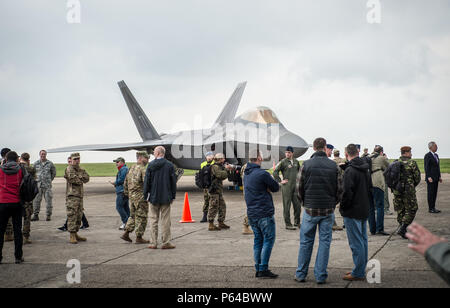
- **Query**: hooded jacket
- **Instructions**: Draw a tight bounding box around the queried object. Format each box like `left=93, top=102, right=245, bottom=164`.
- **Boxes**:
left=243, top=163, right=280, bottom=221
left=0, top=161, right=23, bottom=203
left=143, top=158, right=177, bottom=206
left=340, top=157, right=371, bottom=220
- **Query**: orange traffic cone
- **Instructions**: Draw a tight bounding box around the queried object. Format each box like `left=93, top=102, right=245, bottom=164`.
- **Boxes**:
left=180, top=192, right=195, bottom=223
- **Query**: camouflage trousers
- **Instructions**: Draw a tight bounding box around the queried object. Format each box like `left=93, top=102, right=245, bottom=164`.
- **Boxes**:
left=125, top=200, right=149, bottom=237
left=202, top=189, right=210, bottom=213
left=243, top=215, right=249, bottom=227
left=393, top=192, right=418, bottom=226
left=33, top=186, right=53, bottom=216
left=207, top=193, right=226, bottom=223
left=66, top=196, right=83, bottom=233
left=5, top=202, right=32, bottom=238
left=22, top=202, right=33, bottom=238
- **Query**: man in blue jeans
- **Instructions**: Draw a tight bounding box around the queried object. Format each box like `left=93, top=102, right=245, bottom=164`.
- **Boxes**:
left=340, top=144, right=371, bottom=281
left=295, top=138, right=342, bottom=284
left=110, top=157, right=130, bottom=230
left=243, top=149, right=280, bottom=279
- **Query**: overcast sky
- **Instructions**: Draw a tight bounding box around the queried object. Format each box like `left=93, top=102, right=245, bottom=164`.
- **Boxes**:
left=1, top=0, right=449, bottom=163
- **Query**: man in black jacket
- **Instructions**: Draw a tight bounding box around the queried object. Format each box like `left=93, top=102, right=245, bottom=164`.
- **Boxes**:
left=340, top=144, right=371, bottom=281
left=424, top=142, right=442, bottom=214
left=143, top=146, right=177, bottom=249
left=244, top=149, right=280, bottom=279
left=295, top=138, right=342, bottom=284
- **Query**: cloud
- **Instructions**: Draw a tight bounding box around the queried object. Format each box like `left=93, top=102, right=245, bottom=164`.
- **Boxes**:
left=1, top=0, right=449, bottom=162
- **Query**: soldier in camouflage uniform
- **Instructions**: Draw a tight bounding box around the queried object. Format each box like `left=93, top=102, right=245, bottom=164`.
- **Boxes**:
left=65, top=153, right=90, bottom=244
left=19, top=153, right=36, bottom=244
left=121, top=151, right=150, bottom=244
left=331, top=148, right=345, bottom=231
left=200, top=152, right=215, bottom=223
left=333, top=149, right=346, bottom=166
left=207, top=153, right=234, bottom=231
left=393, top=146, right=421, bottom=239
left=240, top=163, right=253, bottom=235
left=273, top=146, right=301, bottom=230
left=32, top=150, right=56, bottom=221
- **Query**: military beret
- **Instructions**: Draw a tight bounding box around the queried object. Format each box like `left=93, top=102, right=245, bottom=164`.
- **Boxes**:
left=113, top=157, right=125, bottom=163
left=136, top=151, right=149, bottom=159
left=401, top=146, right=412, bottom=152
left=70, top=152, right=80, bottom=159
left=326, top=144, right=334, bottom=150
left=286, top=146, right=294, bottom=153
left=355, top=144, right=361, bottom=150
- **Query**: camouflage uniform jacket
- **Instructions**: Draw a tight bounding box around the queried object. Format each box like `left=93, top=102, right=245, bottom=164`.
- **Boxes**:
left=210, top=163, right=229, bottom=194
left=273, top=158, right=301, bottom=188
left=19, top=163, right=36, bottom=179
left=394, top=156, right=421, bottom=194
left=34, top=159, right=56, bottom=188
left=124, top=163, right=147, bottom=203
left=333, top=157, right=346, bottom=166
left=65, top=165, right=90, bottom=198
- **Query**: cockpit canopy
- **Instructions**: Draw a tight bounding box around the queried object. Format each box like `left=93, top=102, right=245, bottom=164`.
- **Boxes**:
left=235, top=106, right=280, bottom=124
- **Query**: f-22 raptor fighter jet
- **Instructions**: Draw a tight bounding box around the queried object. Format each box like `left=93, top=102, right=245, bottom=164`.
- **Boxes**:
left=48, top=81, right=309, bottom=172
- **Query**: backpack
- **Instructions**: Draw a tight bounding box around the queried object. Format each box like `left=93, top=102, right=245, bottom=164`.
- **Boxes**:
left=383, top=160, right=404, bottom=193
left=195, top=163, right=213, bottom=189
left=20, top=167, right=39, bottom=203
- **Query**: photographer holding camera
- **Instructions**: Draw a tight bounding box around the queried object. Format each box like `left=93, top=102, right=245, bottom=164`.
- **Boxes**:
left=206, top=153, right=234, bottom=231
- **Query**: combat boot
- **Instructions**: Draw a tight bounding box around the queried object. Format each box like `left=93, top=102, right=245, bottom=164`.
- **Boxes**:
left=200, top=212, right=208, bottom=223
left=242, top=225, right=253, bottom=235
left=23, top=236, right=32, bottom=245
left=69, top=232, right=78, bottom=244
left=4, top=233, right=13, bottom=242
left=135, top=236, right=150, bottom=244
left=208, top=222, right=220, bottom=231
left=218, top=222, right=230, bottom=229
left=397, top=224, right=408, bottom=239
left=31, top=214, right=39, bottom=221
left=120, top=231, right=132, bottom=243
left=46, top=215, right=51, bottom=221
left=75, top=233, right=87, bottom=242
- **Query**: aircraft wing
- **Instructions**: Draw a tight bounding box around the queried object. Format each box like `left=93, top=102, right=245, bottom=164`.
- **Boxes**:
left=47, top=140, right=171, bottom=153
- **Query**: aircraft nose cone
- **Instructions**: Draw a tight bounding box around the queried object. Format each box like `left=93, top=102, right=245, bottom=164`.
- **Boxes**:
left=279, top=132, right=309, bottom=157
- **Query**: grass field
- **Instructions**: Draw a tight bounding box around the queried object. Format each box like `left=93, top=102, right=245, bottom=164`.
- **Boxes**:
left=55, top=159, right=450, bottom=177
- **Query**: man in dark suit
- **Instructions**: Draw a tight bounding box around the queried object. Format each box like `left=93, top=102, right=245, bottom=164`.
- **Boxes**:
left=424, top=142, right=442, bottom=213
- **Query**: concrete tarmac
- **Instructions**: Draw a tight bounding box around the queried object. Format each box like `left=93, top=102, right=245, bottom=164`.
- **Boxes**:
left=0, top=175, right=449, bottom=288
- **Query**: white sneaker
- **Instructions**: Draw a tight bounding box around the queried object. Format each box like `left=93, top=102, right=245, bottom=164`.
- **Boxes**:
left=119, top=223, right=125, bottom=230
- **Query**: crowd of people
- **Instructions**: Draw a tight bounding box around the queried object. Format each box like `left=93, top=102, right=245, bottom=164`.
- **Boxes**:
left=0, top=141, right=448, bottom=285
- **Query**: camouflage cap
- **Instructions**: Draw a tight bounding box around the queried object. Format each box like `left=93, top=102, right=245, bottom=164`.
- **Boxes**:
left=136, top=151, right=149, bottom=159
left=333, top=149, right=340, bottom=156
left=70, top=152, right=80, bottom=159
left=401, top=146, right=412, bottom=152
left=113, top=157, right=125, bottom=163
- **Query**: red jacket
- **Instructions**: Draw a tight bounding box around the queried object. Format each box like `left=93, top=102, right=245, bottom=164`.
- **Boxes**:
left=0, top=162, right=23, bottom=203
